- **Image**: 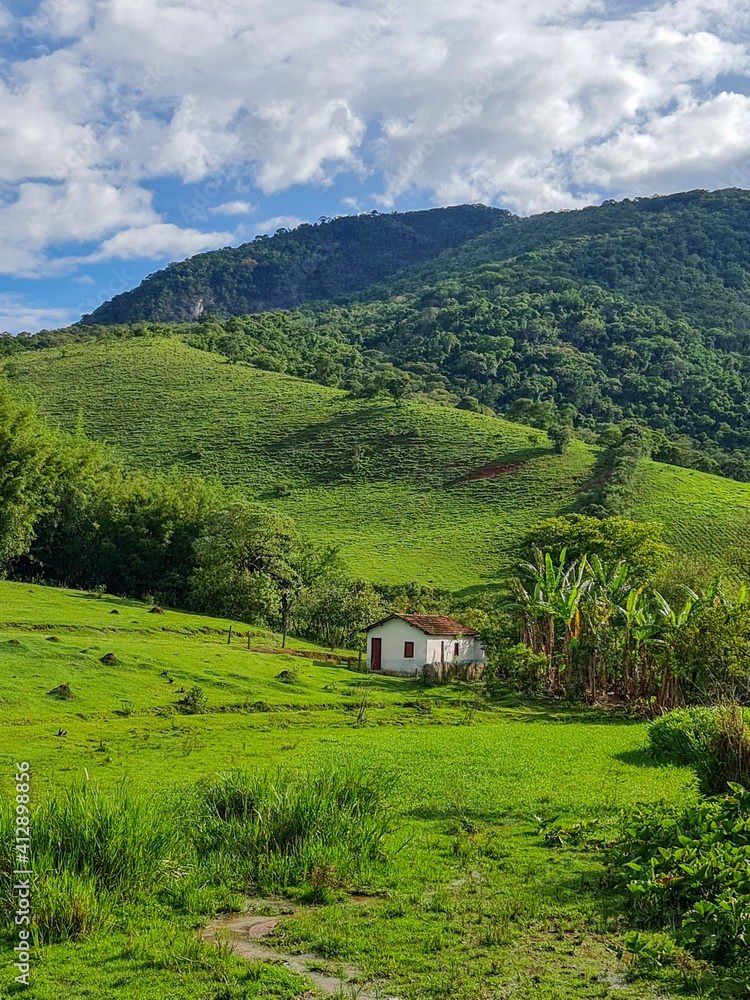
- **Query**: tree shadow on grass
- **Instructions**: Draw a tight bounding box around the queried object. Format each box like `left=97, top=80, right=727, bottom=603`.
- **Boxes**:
left=67, top=592, right=151, bottom=611
left=613, top=745, right=695, bottom=772
left=482, top=695, right=650, bottom=726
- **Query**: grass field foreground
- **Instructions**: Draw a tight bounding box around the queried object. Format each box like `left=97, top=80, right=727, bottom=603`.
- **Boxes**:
left=0, top=582, right=709, bottom=1000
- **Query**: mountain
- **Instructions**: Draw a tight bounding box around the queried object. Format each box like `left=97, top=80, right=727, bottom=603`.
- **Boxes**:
left=82, top=205, right=511, bottom=325
left=64, top=189, right=750, bottom=480
left=3, top=336, right=749, bottom=591
left=401, top=187, right=750, bottom=331
left=85, top=188, right=750, bottom=333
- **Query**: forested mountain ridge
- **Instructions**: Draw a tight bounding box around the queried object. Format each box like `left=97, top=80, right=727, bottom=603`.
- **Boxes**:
left=85, top=188, right=750, bottom=333
left=82, top=204, right=512, bottom=325
left=399, top=187, right=750, bottom=333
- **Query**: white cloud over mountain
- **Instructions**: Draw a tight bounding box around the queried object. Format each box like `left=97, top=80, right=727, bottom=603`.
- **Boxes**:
left=0, top=0, right=749, bottom=278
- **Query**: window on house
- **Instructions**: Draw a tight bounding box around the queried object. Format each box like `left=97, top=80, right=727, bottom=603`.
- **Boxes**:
left=454, top=642, right=459, bottom=658
left=404, top=641, right=414, bottom=658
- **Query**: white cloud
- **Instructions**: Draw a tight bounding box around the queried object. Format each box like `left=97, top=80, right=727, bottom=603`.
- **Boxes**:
left=0, top=181, right=156, bottom=276
left=253, top=216, right=306, bottom=235
left=1, top=0, right=750, bottom=280
left=83, top=223, right=235, bottom=263
left=0, top=295, right=74, bottom=335
left=576, top=91, right=750, bottom=190
left=209, top=201, right=256, bottom=215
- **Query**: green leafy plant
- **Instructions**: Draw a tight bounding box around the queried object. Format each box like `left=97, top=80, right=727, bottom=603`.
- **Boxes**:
left=608, top=783, right=750, bottom=964
left=178, top=685, right=208, bottom=714
left=648, top=704, right=750, bottom=793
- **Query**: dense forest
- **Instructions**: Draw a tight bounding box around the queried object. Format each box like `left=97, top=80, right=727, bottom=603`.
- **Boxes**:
left=85, top=188, right=750, bottom=332
left=81, top=205, right=510, bottom=324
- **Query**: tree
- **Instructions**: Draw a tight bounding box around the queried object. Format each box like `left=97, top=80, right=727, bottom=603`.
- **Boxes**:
left=189, top=502, right=339, bottom=645
left=669, top=584, right=750, bottom=703
left=295, top=577, right=385, bottom=651
left=522, top=514, right=669, bottom=586
left=0, top=381, right=60, bottom=564
left=548, top=419, right=573, bottom=454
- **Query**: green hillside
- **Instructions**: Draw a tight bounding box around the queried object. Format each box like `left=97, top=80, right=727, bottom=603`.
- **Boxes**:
left=4, top=336, right=750, bottom=589
left=12, top=190, right=750, bottom=478
left=82, top=204, right=510, bottom=325
left=629, top=460, right=750, bottom=580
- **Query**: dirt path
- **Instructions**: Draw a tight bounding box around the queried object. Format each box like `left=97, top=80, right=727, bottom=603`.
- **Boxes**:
left=444, top=461, right=524, bottom=486
left=202, top=900, right=397, bottom=999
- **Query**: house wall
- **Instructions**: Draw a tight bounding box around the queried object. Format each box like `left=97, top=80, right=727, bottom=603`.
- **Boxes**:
left=367, top=619, right=486, bottom=676
left=367, top=618, right=428, bottom=676
left=424, top=635, right=484, bottom=664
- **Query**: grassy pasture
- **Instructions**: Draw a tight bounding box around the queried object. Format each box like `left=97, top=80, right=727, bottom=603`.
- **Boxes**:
left=630, top=461, right=750, bottom=584
left=0, top=582, right=707, bottom=1000
left=6, top=336, right=750, bottom=589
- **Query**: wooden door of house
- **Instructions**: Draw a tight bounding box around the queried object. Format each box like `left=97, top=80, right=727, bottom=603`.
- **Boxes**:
left=371, top=637, right=382, bottom=671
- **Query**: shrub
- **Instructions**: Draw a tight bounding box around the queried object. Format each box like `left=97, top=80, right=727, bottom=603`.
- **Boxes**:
left=647, top=707, right=717, bottom=767
left=608, top=783, right=750, bottom=964
left=485, top=644, right=547, bottom=697
left=710, top=703, right=750, bottom=792
left=179, top=685, right=208, bottom=714
left=648, top=704, right=750, bottom=793
left=275, top=669, right=298, bottom=685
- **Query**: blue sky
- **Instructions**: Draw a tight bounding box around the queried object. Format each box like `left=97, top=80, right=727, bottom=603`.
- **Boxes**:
left=1, top=0, right=750, bottom=332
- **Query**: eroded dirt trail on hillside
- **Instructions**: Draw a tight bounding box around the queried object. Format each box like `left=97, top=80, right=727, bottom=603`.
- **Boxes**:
left=202, top=900, right=394, bottom=999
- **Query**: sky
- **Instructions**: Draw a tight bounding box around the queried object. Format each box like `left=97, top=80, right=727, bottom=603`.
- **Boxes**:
left=1, top=0, right=750, bottom=333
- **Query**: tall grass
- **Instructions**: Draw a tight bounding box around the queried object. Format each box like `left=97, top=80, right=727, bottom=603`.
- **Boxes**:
left=0, top=781, right=181, bottom=942
left=0, top=765, right=392, bottom=941
left=32, top=780, right=182, bottom=892
left=189, top=766, right=392, bottom=896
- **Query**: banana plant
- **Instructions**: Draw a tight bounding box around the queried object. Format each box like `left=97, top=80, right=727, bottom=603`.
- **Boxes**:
left=618, top=588, right=661, bottom=699
left=650, top=589, right=698, bottom=708
left=512, top=547, right=592, bottom=691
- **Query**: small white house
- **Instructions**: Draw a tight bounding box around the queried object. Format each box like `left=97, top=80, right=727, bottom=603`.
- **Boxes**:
left=365, top=613, right=485, bottom=677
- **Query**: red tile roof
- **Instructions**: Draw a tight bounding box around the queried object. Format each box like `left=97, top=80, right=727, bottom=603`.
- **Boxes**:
left=366, top=613, right=479, bottom=636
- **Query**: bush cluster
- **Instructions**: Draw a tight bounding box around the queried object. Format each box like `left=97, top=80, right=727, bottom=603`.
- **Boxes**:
left=648, top=704, right=750, bottom=793
left=609, top=783, right=750, bottom=965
